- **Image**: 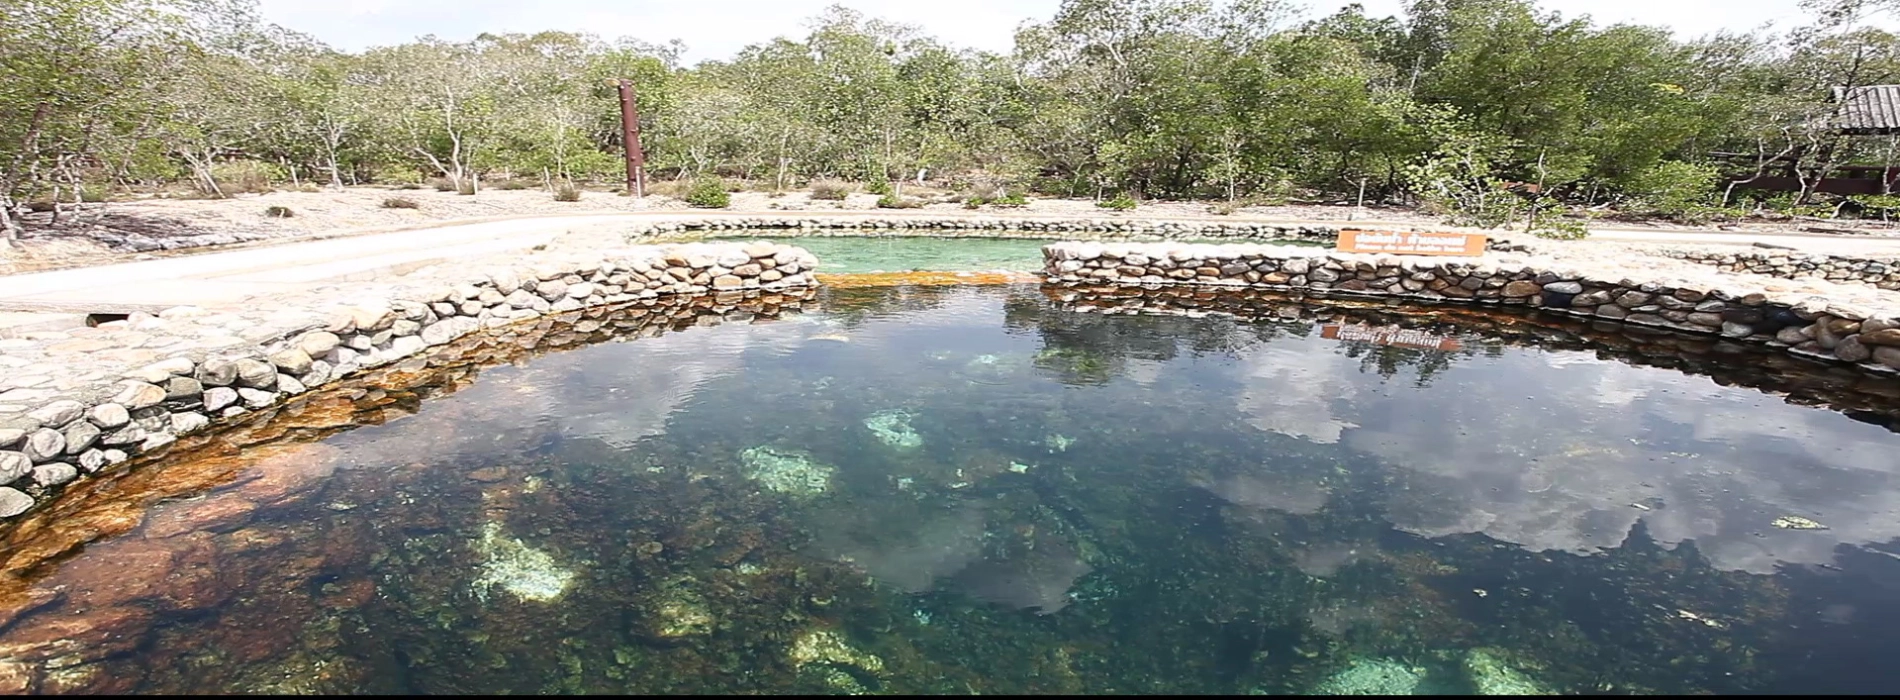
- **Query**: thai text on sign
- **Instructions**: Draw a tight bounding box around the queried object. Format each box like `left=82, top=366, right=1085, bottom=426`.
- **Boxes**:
left=1320, top=324, right=1463, bottom=351
left=1335, top=229, right=1487, bottom=256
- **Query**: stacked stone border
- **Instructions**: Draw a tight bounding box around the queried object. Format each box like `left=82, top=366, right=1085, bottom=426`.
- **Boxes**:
left=1042, top=241, right=1900, bottom=374
left=624, top=215, right=1536, bottom=252
left=0, top=241, right=819, bottom=522
left=1042, top=283, right=1900, bottom=431
left=1655, top=247, right=1900, bottom=291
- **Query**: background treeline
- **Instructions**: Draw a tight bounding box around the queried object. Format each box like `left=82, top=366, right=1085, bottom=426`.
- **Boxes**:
left=4, top=0, right=1899, bottom=235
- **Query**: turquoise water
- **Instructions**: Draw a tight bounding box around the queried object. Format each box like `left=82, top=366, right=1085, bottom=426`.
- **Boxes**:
left=6, top=284, right=1900, bottom=694
left=706, top=235, right=1323, bottom=274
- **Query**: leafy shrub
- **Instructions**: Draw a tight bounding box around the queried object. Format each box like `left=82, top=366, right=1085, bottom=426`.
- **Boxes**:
left=876, top=194, right=922, bottom=209
left=455, top=179, right=477, bottom=196
left=684, top=178, right=731, bottom=208
left=962, top=196, right=987, bottom=209
left=394, top=182, right=424, bottom=190
left=866, top=178, right=893, bottom=196
left=431, top=179, right=456, bottom=192
left=263, top=205, right=294, bottom=218
left=210, top=160, right=278, bottom=195
left=553, top=181, right=583, bottom=202
left=496, top=179, right=532, bottom=191
left=1096, top=193, right=1138, bottom=210
left=809, top=179, right=853, bottom=201
left=381, top=197, right=421, bottom=209
left=995, top=192, right=1028, bottom=207
left=79, top=185, right=109, bottom=203
left=1624, top=161, right=1720, bottom=223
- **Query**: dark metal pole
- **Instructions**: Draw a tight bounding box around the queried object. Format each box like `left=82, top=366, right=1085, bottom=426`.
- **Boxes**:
left=616, top=78, right=646, bottom=198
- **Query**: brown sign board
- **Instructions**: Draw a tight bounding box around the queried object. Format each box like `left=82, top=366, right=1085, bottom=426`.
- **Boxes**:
left=1336, top=229, right=1487, bottom=256
left=1321, top=324, right=1463, bottom=351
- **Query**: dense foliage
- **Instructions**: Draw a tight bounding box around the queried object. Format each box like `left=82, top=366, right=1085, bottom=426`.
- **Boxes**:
left=3, top=0, right=1898, bottom=238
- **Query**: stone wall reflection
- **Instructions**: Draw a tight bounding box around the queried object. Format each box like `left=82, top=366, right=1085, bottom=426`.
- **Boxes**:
left=1042, top=283, right=1900, bottom=575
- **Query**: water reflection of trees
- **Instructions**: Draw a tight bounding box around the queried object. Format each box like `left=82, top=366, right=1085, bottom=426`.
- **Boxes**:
left=1010, top=289, right=1483, bottom=388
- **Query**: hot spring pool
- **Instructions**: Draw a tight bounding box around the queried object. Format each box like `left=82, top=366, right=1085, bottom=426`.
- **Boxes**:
left=3, top=283, right=1899, bottom=694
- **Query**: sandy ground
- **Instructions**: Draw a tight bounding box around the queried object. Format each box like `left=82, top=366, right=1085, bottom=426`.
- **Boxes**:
left=4, top=184, right=1893, bottom=275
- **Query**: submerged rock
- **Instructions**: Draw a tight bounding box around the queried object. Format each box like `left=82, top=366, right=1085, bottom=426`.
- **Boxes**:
left=1312, top=656, right=1423, bottom=695
left=1463, top=648, right=1554, bottom=695
left=790, top=628, right=885, bottom=692
left=471, top=521, right=576, bottom=603
left=738, top=446, right=835, bottom=497
left=863, top=410, right=923, bottom=450
left=644, top=577, right=716, bottom=640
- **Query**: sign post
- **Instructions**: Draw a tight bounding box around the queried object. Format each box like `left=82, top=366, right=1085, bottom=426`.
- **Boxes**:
left=614, top=78, right=646, bottom=198
left=1335, top=229, right=1487, bottom=256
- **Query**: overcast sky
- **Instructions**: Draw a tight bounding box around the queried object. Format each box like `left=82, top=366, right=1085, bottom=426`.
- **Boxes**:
left=257, top=0, right=1861, bottom=62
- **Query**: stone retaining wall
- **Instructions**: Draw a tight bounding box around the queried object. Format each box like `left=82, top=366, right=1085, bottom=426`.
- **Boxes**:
left=1656, top=248, right=1900, bottom=291
left=0, top=241, right=819, bottom=522
left=1042, top=241, right=1900, bottom=373
left=625, top=215, right=1535, bottom=253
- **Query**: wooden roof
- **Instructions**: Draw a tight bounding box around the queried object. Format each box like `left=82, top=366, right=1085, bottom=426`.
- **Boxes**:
left=1834, top=85, right=1900, bottom=135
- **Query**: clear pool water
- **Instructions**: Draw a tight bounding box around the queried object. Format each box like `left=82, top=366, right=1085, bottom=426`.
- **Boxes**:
left=4, top=284, right=1899, bottom=694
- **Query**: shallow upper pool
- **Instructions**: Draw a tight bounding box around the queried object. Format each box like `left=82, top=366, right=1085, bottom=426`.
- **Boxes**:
left=3, top=284, right=1899, bottom=694
left=703, top=234, right=1323, bottom=274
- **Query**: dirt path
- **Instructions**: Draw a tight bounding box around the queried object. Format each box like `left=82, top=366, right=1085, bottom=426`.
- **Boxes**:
left=11, top=185, right=1895, bottom=275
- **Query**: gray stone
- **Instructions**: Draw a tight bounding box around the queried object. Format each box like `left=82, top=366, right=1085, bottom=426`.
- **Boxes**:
left=0, top=429, right=19, bottom=449
left=1542, top=281, right=1583, bottom=294
left=1837, top=335, right=1873, bottom=363
left=421, top=321, right=458, bottom=346
left=77, top=449, right=106, bottom=473
left=26, top=400, right=83, bottom=427
left=1862, top=317, right=1899, bottom=334
left=62, top=420, right=99, bottom=455
left=567, top=282, right=596, bottom=299
left=536, top=279, right=569, bottom=301
left=1876, top=346, right=1900, bottom=370
left=237, top=388, right=277, bottom=409
left=145, top=357, right=196, bottom=376
left=505, top=289, right=539, bottom=309
left=99, top=425, right=146, bottom=447
left=141, top=432, right=176, bottom=452
left=88, top=402, right=130, bottom=429
left=389, top=335, right=427, bottom=357
left=270, top=348, right=314, bottom=374
left=1721, top=322, right=1754, bottom=338
left=1775, top=326, right=1809, bottom=344
left=346, top=334, right=375, bottom=351
left=166, top=376, right=204, bottom=401
left=0, top=452, right=29, bottom=484
left=301, top=360, right=334, bottom=387
left=113, top=381, right=167, bottom=410
left=0, top=488, right=33, bottom=517
left=234, top=358, right=277, bottom=388
left=277, top=374, right=307, bottom=396
left=31, top=462, right=76, bottom=487
left=1686, top=312, right=1725, bottom=327
left=196, top=357, right=238, bottom=386
left=203, top=387, right=239, bottom=412
left=170, top=411, right=210, bottom=435
left=391, top=319, right=421, bottom=337
left=1281, top=258, right=1310, bottom=275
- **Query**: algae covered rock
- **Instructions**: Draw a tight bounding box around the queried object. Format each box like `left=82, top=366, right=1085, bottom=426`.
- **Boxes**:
left=863, top=409, right=923, bottom=450
left=470, top=521, right=577, bottom=603
left=1463, top=648, right=1555, bottom=695
left=739, top=445, right=835, bottom=497
left=1312, top=656, right=1423, bottom=695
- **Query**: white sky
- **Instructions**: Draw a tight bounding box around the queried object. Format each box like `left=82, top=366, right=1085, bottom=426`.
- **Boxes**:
left=259, top=0, right=1864, bottom=62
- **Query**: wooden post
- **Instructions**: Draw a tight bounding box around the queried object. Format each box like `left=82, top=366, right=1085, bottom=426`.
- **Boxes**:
left=615, top=78, right=646, bottom=198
